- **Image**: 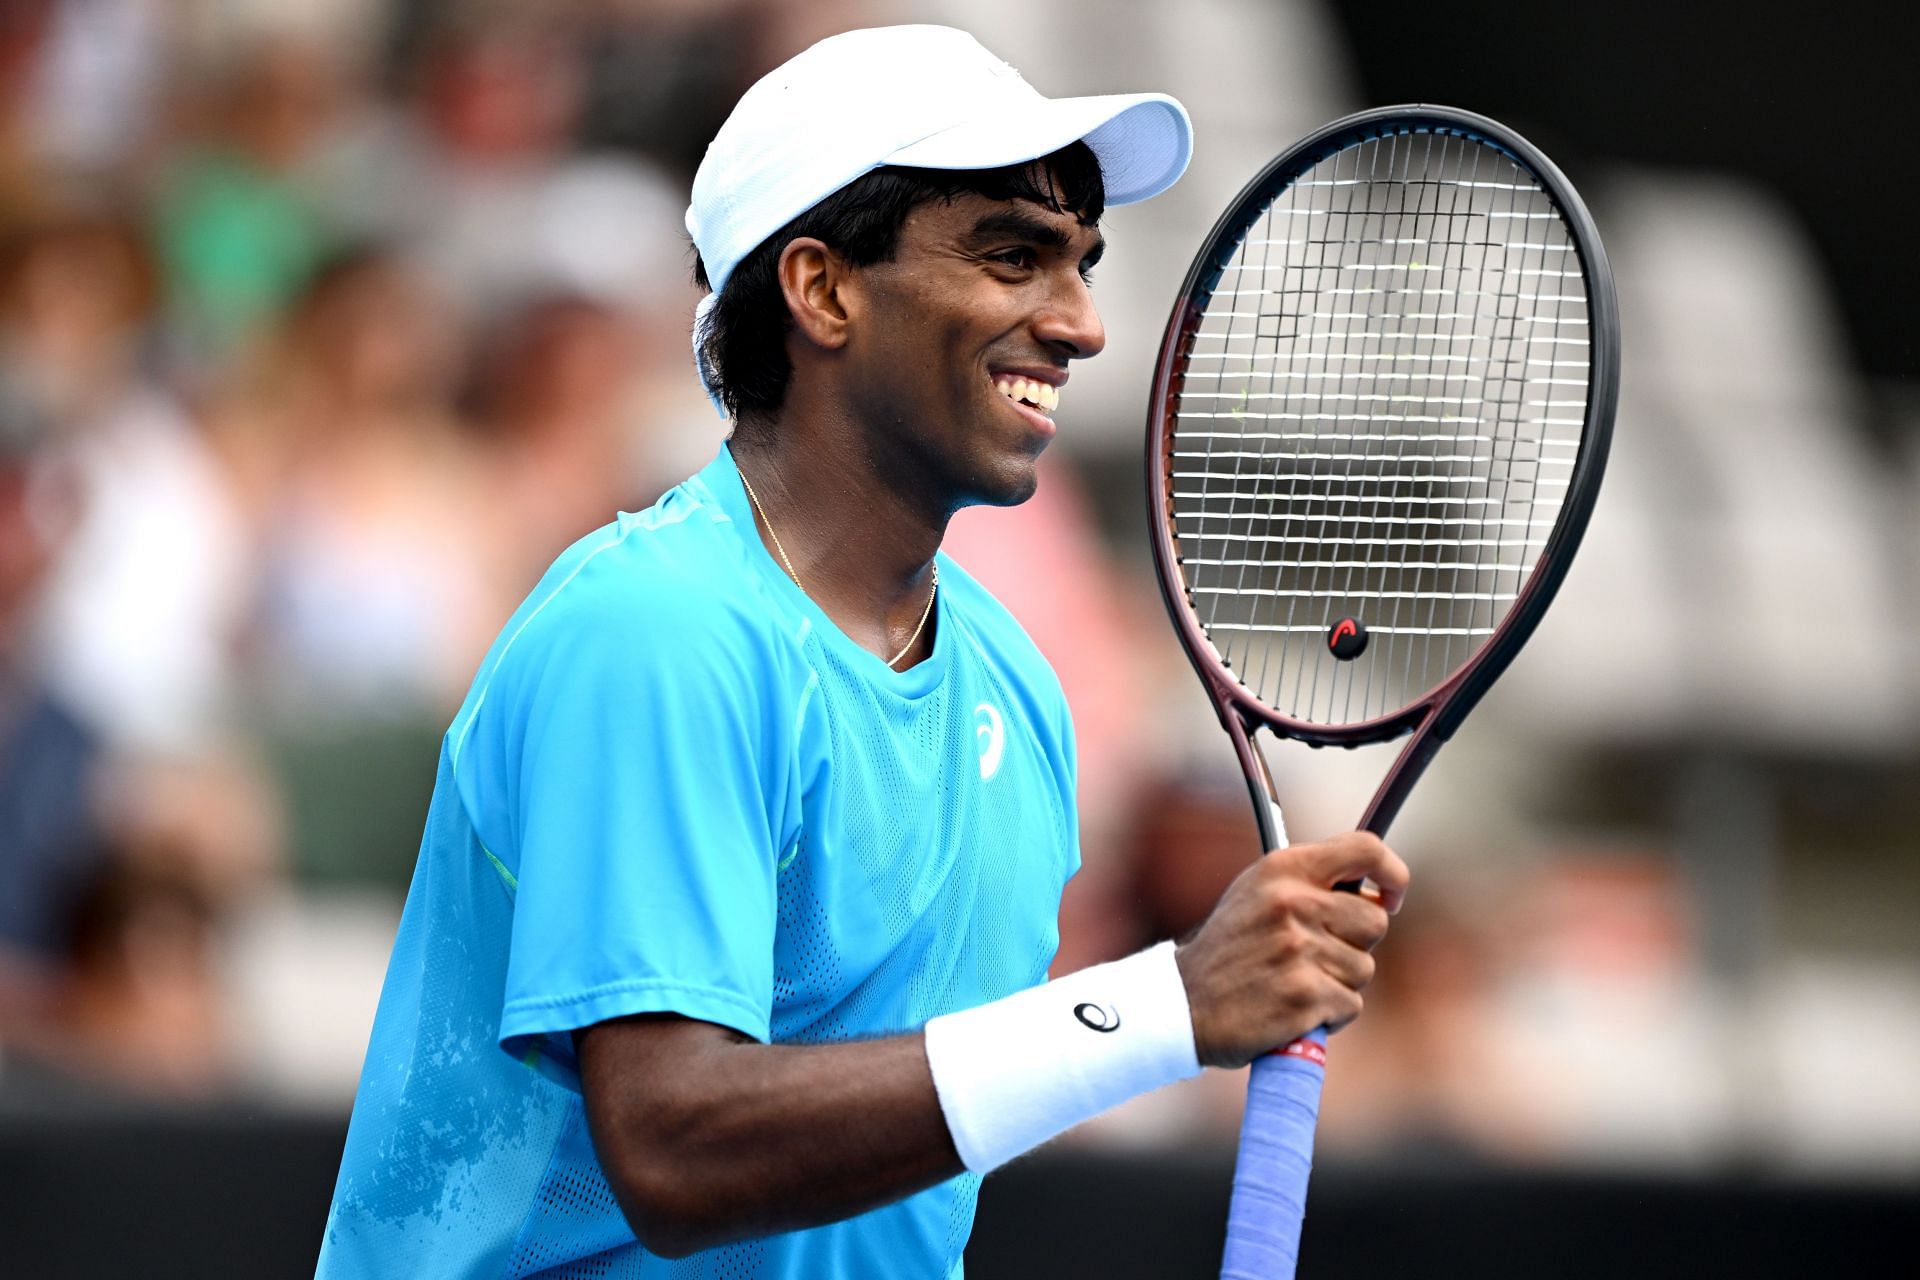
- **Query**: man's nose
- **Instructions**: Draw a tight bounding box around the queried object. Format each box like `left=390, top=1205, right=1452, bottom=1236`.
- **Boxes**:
left=1036, top=270, right=1106, bottom=360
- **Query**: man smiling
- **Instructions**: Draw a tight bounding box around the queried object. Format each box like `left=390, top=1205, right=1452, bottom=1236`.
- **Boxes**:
left=318, top=25, right=1408, bottom=1279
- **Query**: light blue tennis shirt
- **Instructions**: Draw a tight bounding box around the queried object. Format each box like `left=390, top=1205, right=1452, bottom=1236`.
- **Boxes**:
left=318, top=446, right=1079, bottom=1279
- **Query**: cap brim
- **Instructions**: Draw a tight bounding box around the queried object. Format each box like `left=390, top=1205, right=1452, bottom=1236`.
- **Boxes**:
left=884, top=92, right=1192, bottom=206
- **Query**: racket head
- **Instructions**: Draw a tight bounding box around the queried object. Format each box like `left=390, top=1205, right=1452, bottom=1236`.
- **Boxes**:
left=1148, top=105, right=1618, bottom=752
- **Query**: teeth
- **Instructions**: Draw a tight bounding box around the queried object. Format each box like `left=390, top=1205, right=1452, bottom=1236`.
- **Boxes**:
left=993, top=376, right=1060, bottom=415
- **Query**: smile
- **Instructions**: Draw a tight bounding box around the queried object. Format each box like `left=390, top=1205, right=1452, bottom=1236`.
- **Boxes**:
left=992, top=375, right=1060, bottom=415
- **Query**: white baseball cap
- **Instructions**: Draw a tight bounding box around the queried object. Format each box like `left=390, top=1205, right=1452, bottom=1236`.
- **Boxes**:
left=686, top=24, right=1192, bottom=409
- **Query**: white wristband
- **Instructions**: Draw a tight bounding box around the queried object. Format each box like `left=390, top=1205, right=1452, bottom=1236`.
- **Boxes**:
left=922, top=941, right=1202, bottom=1173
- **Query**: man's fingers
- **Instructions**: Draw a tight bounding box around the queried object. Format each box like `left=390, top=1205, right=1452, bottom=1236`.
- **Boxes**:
left=1363, top=872, right=1408, bottom=917
left=1317, top=977, right=1364, bottom=1035
left=1185, top=831, right=1409, bottom=1064
left=1313, top=935, right=1376, bottom=993
left=1290, top=831, right=1410, bottom=911
left=1319, top=890, right=1392, bottom=951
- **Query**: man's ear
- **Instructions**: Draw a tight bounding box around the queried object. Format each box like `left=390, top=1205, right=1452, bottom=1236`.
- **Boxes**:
left=777, top=237, right=853, bottom=352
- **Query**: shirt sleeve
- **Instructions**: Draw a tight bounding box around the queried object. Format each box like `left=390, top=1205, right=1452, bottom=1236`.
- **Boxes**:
left=489, top=572, right=792, bottom=1083
left=1055, top=684, right=1082, bottom=883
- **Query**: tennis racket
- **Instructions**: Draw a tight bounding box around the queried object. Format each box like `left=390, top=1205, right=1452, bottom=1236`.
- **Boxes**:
left=1145, top=105, right=1618, bottom=1278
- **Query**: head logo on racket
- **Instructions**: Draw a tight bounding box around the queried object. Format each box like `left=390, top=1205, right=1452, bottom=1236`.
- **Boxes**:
left=1327, top=617, right=1367, bottom=661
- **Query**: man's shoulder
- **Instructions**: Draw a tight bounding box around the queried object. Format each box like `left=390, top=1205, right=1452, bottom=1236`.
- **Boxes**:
left=471, top=481, right=797, bottom=708
left=521, top=485, right=767, bottom=638
left=937, top=555, right=1064, bottom=698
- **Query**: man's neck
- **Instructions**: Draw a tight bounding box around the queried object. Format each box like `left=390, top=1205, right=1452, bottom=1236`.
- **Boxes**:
left=728, top=412, right=945, bottom=662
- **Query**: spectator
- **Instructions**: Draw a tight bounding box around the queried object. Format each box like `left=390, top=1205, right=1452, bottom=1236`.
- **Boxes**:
left=466, top=293, right=657, bottom=593
left=0, top=208, right=248, bottom=754
left=206, top=247, right=500, bottom=719
left=0, top=367, right=102, bottom=973
left=382, top=10, right=690, bottom=324
left=149, top=29, right=360, bottom=377
left=0, top=0, right=54, bottom=226
left=0, top=833, right=236, bottom=1103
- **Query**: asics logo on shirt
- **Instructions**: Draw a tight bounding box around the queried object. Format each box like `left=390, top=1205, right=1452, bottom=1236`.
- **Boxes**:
left=974, top=702, right=1005, bottom=780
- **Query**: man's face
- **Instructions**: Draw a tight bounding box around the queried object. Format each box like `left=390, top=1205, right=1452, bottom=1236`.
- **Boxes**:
left=837, top=181, right=1107, bottom=510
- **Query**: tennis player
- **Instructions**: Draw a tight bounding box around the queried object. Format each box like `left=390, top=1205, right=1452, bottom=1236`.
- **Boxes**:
left=317, top=25, right=1408, bottom=1279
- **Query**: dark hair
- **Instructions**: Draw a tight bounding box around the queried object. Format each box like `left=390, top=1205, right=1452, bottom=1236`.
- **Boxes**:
left=693, top=141, right=1106, bottom=422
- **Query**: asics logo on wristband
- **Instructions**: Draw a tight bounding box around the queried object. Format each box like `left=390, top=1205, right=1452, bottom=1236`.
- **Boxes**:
left=1073, top=1002, right=1121, bottom=1032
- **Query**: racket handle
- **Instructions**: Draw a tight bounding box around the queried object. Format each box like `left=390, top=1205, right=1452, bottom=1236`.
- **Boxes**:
left=1219, top=1028, right=1328, bottom=1279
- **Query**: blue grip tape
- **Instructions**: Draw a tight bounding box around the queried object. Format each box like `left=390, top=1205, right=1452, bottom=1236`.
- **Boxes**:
left=1219, top=1026, right=1327, bottom=1279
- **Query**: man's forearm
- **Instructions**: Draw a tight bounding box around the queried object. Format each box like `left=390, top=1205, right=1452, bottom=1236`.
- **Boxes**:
left=576, top=1017, right=959, bottom=1258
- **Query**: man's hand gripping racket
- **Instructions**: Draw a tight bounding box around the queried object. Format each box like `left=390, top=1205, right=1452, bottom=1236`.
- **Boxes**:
left=1145, top=106, right=1618, bottom=1278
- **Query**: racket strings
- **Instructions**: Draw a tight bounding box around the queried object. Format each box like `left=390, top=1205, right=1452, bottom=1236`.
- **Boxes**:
left=1172, top=129, right=1590, bottom=728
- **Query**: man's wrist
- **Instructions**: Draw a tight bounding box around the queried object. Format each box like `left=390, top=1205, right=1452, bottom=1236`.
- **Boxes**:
left=922, top=941, right=1202, bottom=1173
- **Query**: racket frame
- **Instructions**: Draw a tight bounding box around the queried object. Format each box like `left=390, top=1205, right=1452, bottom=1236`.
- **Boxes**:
left=1146, top=104, right=1619, bottom=843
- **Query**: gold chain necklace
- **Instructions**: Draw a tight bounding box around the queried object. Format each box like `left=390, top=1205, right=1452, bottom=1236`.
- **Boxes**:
left=739, top=467, right=937, bottom=669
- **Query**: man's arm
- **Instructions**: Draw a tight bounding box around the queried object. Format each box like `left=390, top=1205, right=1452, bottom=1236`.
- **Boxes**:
left=576, top=830, right=1409, bottom=1258
left=577, top=1017, right=957, bottom=1259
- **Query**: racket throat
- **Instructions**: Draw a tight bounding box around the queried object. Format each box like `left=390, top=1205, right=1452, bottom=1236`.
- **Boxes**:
left=1230, top=720, right=1291, bottom=853
left=1357, top=721, right=1448, bottom=838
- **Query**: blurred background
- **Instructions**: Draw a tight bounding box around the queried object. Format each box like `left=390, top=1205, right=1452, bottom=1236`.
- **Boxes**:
left=0, top=0, right=1913, bottom=1275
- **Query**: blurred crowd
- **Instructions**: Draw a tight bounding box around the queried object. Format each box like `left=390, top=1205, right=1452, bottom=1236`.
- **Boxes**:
left=0, top=0, right=1226, bottom=1112
left=0, top=0, right=831, bottom=1102
left=0, top=0, right=1913, bottom=1184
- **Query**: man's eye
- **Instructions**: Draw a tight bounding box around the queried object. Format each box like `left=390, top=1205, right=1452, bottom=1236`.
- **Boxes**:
left=992, top=248, right=1036, bottom=269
